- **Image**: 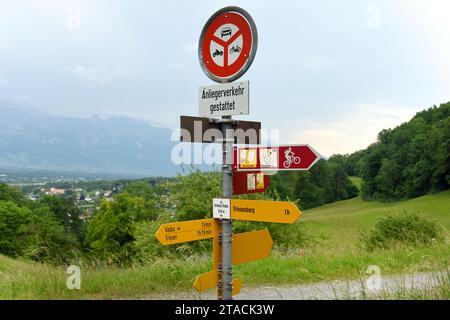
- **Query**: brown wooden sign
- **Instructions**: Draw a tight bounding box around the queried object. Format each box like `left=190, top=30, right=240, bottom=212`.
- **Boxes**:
left=180, top=116, right=261, bottom=144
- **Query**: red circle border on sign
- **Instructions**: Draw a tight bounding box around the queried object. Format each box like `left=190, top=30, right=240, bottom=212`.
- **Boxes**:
left=201, top=12, right=253, bottom=79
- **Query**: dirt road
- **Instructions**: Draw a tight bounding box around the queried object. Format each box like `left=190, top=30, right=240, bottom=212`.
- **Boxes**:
left=139, top=272, right=446, bottom=300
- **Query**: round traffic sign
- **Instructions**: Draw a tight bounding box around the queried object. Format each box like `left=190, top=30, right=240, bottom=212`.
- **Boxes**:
left=198, top=7, right=258, bottom=83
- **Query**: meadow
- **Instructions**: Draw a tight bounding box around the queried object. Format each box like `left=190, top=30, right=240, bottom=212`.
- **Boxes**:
left=1, top=178, right=449, bottom=299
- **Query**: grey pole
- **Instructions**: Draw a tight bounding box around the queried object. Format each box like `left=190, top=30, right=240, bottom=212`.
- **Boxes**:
left=220, top=115, right=233, bottom=300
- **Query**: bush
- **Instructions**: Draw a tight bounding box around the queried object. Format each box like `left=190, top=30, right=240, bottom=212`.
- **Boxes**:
left=170, top=170, right=221, bottom=221
left=362, top=212, right=442, bottom=251
left=0, top=200, right=80, bottom=263
left=23, top=207, right=80, bottom=264
left=84, top=193, right=159, bottom=264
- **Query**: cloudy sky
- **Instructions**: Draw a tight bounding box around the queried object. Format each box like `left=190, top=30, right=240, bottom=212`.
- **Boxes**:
left=1, top=0, right=449, bottom=157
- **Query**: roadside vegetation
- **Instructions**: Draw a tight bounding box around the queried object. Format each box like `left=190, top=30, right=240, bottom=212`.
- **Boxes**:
left=0, top=103, right=449, bottom=299
left=0, top=189, right=448, bottom=299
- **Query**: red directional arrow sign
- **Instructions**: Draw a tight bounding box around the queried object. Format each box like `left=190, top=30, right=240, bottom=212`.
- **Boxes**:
left=234, top=145, right=322, bottom=171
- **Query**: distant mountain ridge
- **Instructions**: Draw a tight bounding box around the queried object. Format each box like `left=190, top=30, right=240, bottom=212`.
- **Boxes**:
left=0, top=101, right=179, bottom=176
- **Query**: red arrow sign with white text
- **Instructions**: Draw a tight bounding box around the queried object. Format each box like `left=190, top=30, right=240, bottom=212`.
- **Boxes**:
left=234, top=145, right=322, bottom=171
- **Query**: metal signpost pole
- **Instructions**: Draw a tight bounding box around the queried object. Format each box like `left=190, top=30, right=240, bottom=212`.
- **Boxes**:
left=197, top=6, right=259, bottom=300
left=220, top=116, right=233, bottom=300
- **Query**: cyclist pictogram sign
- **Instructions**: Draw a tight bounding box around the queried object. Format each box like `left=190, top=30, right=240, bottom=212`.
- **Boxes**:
left=198, top=6, right=258, bottom=83
left=234, top=145, right=323, bottom=171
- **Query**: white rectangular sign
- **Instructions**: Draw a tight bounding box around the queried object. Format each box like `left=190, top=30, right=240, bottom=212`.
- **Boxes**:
left=213, top=198, right=231, bottom=219
left=199, top=81, right=249, bottom=117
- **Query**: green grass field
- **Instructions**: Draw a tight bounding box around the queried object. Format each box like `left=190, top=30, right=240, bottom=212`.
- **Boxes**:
left=301, top=179, right=450, bottom=252
left=1, top=182, right=449, bottom=299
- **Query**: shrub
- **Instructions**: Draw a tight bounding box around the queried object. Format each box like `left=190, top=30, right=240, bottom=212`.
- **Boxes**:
left=23, top=207, right=80, bottom=264
left=362, top=212, right=442, bottom=251
left=0, top=201, right=79, bottom=263
left=84, top=193, right=158, bottom=264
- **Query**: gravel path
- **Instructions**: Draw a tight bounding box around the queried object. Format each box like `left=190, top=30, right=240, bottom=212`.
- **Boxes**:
left=139, top=271, right=446, bottom=300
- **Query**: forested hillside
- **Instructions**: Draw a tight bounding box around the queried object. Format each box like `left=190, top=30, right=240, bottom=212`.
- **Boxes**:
left=268, top=158, right=359, bottom=209
left=342, top=102, right=449, bottom=200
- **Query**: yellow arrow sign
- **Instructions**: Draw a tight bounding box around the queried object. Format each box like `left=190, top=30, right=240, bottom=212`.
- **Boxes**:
left=213, top=229, right=273, bottom=267
left=231, top=229, right=273, bottom=265
left=230, top=199, right=302, bottom=224
left=193, top=270, right=242, bottom=296
left=194, top=230, right=272, bottom=295
left=155, top=218, right=220, bottom=245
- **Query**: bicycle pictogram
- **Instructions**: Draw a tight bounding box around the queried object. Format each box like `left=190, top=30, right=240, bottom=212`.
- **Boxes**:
left=229, top=45, right=241, bottom=54
left=283, top=147, right=301, bottom=168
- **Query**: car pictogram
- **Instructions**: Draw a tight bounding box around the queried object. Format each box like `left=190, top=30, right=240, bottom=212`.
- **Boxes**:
left=221, top=27, right=232, bottom=38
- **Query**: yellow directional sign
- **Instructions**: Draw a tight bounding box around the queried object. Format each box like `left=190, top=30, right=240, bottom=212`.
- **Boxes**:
left=193, top=270, right=242, bottom=296
left=230, top=199, right=302, bottom=224
left=231, top=278, right=243, bottom=295
left=194, top=230, right=271, bottom=295
left=213, top=229, right=273, bottom=267
left=232, top=229, right=273, bottom=265
left=155, top=218, right=220, bottom=245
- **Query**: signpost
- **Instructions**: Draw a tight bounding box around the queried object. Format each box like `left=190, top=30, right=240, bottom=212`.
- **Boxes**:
left=194, top=229, right=273, bottom=294
left=235, top=144, right=322, bottom=171
left=227, top=229, right=273, bottom=265
left=180, top=115, right=261, bottom=144
left=194, top=271, right=243, bottom=296
left=212, top=229, right=273, bottom=267
left=155, top=218, right=220, bottom=245
left=199, top=81, right=249, bottom=117
left=154, top=6, right=323, bottom=301
left=212, top=198, right=230, bottom=219
left=232, top=171, right=270, bottom=195
left=230, top=199, right=302, bottom=224
left=198, top=5, right=259, bottom=302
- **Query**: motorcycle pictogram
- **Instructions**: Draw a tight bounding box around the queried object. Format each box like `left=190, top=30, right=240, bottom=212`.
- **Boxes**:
left=212, top=49, right=224, bottom=57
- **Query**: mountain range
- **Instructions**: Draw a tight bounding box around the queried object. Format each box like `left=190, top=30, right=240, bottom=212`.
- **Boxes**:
left=0, top=101, right=181, bottom=177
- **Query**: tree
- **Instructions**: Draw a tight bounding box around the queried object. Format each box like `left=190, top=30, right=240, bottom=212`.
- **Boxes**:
left=375, top=159, right=401, bottom=198
left=24, top=206, right=79, bottom=263
left=269, top=159, right=359, bottom=210
left=84, top=192, right=156, bottom=263
left=39, top=195, right=85, bottom=242
left=351, top=102, right=449, bottom=200
left=0, top=183, right=28, bottom=206
left=0, top=200, right=79, bottom=262
left=360, top=144, right=385, bottom=199
left=170, top=170, right=221, bottom=220
left=0, top=201, right=32, bottom=257
left=431, top=117, right=450, bottom=190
